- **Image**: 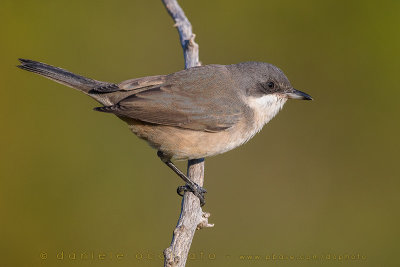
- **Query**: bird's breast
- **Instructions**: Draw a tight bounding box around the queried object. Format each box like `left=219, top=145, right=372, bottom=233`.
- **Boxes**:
left=124, top=95, right=286, bottom=160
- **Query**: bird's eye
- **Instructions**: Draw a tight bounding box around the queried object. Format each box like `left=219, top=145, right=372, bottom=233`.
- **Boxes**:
left=259, top=80, right=278, bottom=93
left=267, top=82, right=275, bottom=89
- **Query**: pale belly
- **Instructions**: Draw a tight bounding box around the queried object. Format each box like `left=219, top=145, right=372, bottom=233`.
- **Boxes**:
left=120, top=95, right=286, bottom=160
left=126, top=119, right=256, bottom=160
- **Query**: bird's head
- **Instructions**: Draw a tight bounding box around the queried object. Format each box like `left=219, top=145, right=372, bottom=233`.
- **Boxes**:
left=232, top=61, right=312, bottom=126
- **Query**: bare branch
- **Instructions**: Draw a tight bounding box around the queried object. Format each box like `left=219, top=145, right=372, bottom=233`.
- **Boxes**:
left=161, top=1, right=213, bottom=267
left=161, top=0, right=200, bottom=69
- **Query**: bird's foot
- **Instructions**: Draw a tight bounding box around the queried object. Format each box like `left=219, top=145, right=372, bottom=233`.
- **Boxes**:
left=177, top=184, right=207, bottom=206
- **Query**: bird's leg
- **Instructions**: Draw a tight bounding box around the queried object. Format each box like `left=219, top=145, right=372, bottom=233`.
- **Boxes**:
left=157, top=151, right=206, bottom=206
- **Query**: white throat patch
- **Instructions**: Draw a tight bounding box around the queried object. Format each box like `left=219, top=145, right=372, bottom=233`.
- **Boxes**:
left=247, top=94, right=287, bottom=135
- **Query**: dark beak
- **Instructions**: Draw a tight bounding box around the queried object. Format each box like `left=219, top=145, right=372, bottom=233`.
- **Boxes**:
left=286, top=89, right=313, bottom=100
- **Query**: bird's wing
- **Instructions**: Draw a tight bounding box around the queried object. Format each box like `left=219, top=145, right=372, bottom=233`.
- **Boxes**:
left=94, top=66, right=243, bottom=132
left=95, top=85, right=241, bottom=132
left=90, top=75, right=166, bottom=94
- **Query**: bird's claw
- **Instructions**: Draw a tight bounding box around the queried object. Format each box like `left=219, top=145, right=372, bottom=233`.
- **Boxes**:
left=176, top=184, right=207, bottom=206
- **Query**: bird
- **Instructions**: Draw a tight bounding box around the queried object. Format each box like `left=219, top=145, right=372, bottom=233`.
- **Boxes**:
left=17, top=59, right=312, bottom=206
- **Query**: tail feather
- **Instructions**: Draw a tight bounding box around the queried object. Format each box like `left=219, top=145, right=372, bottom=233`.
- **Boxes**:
left=93, top=105, right=121, bottom=113
left=17, top=58, right=112, bottom=93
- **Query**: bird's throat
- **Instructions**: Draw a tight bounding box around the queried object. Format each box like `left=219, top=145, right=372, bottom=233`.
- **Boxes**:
left=247, top=94, right=287, bottom=134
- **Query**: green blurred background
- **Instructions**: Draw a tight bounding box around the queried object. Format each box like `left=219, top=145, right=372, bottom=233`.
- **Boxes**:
left=1, top=0, right=399, bottom=266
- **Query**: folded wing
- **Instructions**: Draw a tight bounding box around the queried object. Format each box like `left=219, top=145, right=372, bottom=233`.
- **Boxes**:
left=96, top=85, right=241, bottom=132
left=94, top=65, right=243, bottom=132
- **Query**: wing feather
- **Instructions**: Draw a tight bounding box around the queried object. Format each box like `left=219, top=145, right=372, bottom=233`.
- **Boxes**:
left=95, top=65, right=243, bottom=132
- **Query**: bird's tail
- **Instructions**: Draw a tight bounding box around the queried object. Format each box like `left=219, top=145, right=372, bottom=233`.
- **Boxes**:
left=17, top=58, right=111, bottom=93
